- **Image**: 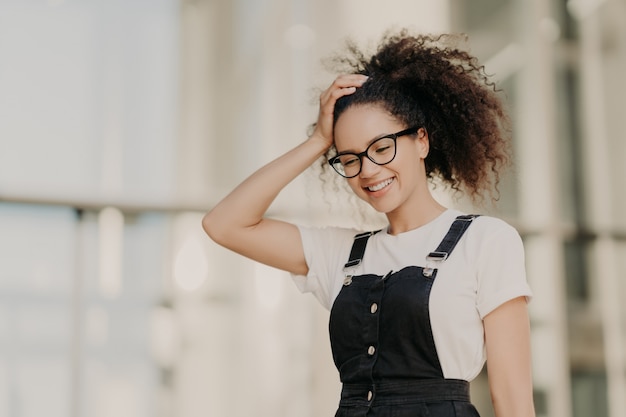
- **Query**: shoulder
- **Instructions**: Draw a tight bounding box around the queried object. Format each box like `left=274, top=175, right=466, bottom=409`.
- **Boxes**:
left=454, top=213, right=525, bottom=264
left=296, top=224, right=365, bottom=259
left=464, top=216, right=531, bottom=317
left=434, top=210, right=521, bottom=246
left=464, top=214, right=526, bottom=271
left=293, top=224, right=369, bottom=309
left=468, top=215, right=522, bottom=245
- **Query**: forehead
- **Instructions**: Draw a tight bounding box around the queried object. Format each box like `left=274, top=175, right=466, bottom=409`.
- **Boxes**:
left=333, top=104, right=404, bottom=151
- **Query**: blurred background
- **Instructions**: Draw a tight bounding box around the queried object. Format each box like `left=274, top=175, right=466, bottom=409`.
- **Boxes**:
left=0, top=0, right=625, bottom=416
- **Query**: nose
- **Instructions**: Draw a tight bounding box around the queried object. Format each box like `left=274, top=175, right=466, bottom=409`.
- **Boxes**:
left=359, top=156, right=380, bottom=178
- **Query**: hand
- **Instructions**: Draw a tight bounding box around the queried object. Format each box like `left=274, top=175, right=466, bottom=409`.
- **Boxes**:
left=310, top=74, right=368, bottom=149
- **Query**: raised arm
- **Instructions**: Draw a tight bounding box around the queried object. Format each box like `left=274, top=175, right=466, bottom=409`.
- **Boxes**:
left=202, top=75, right=368, bottom=276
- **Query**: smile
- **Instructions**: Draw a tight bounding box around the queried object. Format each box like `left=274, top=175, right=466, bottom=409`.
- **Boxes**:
left=366, top=178, right=394, bottom=192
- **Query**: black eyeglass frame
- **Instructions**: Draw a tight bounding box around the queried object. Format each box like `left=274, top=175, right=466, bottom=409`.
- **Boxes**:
left=328, top=126, right=421, bottom=178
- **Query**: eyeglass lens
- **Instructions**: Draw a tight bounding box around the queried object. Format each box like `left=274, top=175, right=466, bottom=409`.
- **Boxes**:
left=332, top=136, right=396, bottom=178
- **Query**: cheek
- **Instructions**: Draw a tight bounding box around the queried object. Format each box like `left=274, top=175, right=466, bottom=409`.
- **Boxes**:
left=395, top=146, right=424, bottom=173
left=346, top=178, right=371, bottom=202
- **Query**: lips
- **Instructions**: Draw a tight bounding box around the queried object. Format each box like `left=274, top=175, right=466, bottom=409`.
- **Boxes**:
left=365, top=177, right=394, bottom=192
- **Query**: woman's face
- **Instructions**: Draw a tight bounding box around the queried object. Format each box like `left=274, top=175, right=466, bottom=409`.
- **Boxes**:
left=333, top=104, right=429, bottom=215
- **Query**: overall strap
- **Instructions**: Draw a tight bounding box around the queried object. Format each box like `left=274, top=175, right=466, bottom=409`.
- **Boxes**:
left=343, top=214, right=479, bottom=271
left=344, top=230, right=381, bottom=269
left=427, top=214, right=480, bottom=262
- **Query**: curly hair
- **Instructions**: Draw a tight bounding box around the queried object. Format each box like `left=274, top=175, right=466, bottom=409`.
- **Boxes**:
left=321, top=30, right=512, bottom=201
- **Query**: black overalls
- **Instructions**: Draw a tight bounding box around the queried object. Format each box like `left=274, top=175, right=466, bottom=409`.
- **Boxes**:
left=329, top=215, right=481, bottom=417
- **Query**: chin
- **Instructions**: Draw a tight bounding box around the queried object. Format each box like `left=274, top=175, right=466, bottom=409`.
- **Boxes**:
left=354, top=190, right=398, bottom=214
left=365, top=200, right=397, bottom=215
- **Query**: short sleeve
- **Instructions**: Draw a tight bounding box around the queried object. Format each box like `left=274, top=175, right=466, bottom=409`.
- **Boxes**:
left=475, top=222, right=532, bottom=318
left=291, top=225, right=357, bottom=310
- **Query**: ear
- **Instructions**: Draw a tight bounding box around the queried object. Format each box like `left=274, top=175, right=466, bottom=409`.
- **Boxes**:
left=416, top=127, right=429, bottom=159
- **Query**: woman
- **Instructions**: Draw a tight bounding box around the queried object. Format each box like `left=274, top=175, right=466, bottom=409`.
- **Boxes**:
left=203, top=31, right=535, bottom=417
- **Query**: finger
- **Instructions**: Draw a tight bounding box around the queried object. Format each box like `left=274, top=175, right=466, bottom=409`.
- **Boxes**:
left=332, top=74, right=369, bottom=88
left=323, top=76, right=366, bottom=98
left=322, top=74, right=368, bottom=98
left=318, top=88, right=355, bottom=119
left=328, top=86, right=357, bottom=102
left=316, top=75, right=368, bottom=138
left=320, top=79, right=365, bottom=104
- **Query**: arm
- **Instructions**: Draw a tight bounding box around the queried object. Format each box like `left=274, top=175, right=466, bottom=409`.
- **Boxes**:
left=484, top=296, right=536, bottom=417
left=202, top=75, right=368, bottom=276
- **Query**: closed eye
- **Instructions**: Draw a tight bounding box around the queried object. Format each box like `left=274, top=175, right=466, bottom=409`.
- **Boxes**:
left=339, top=155, right=359, bottom=167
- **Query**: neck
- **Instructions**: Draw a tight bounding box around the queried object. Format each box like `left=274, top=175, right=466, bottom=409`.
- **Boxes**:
left=385, top=196, right=447, bottom=235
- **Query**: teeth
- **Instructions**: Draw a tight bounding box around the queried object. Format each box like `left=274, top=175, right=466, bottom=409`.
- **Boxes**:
left=367, top=178, right=393, bottom=192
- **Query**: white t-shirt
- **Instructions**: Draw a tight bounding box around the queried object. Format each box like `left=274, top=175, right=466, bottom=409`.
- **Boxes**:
left=292, top=209, right=532, bottom=381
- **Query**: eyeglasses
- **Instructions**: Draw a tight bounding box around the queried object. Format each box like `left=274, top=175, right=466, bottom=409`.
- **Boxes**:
left=328, top=126, right=420, bottom=178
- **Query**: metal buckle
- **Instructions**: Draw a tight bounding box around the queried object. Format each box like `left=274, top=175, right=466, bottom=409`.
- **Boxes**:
left=426, top=251, right=449, bottom=261
left=344, top=259, right=361, bottom=268
left=423, top=251, right=448, bottom=277
left=343, top=266, right=358, bottom=286
left=422, top=267, right=434, bottom=277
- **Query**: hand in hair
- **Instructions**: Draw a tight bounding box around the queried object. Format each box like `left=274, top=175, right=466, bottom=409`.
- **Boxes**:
left=310, top=74, right=368, bottom=149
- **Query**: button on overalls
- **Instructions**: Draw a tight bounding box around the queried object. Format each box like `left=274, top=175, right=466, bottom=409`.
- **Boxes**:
left=330, top=215, right=482, bottom=417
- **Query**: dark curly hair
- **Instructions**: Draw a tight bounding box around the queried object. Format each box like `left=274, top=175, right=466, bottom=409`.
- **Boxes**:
left=322, top=30, right=512, bottom=201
